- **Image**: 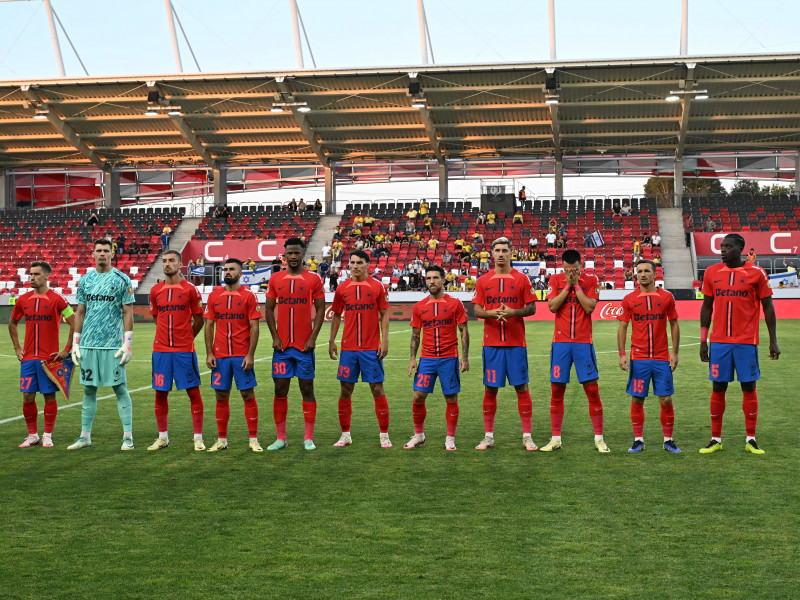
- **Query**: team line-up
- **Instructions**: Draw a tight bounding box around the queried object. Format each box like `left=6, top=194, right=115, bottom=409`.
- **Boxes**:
left=8, top=233, right=779, bottom=455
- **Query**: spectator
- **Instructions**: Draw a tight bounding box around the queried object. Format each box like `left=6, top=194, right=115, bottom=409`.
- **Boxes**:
left=423, top=216, right=433, bottom=233
left=683, top=214, right=694, bottom=246
left=442, top=249, right=453, bottom=264
left=783, top=257, right=797, bottom=273
left=212, top=205, right=229, bottom=219
left=703, top=216, right=716, bottom=232
left=624, top=265, right=634, bottom=281
left=518, top=185, right=526, bottom=209
left=653, top=254, right=662, bottom=267
left=460, top=242, right=472, bottom=261
left=479, top=248, right=490, bottom=270
left=472, top=231, right=484, bottom=249
left=319, top=259, right=330, bottom=280
left=459, top=262, right=469, bottom=277
left=511, top=248, right=518, bottom=261
left=747, top=248, right=757, bottom=264
left=408, top=259, right=423, bottom=288
left=271, top=256, right=282, bottom=272
left=243, top=257, right=256, bottom=270
left=427, top=238, right=439, bottom=250
left=387, top=220, right=396, bottom=237
left=416, top=237, right=427, bottom=251
left=139, top=240, right=150, bottom=254
left=397, top=277, right=408, bottom=291
left=332, top=226, right=342, bottom=240
left=87, top=210, right=99, bottom=227
left=621, top=202, right=631, bottom=216
left=116, top=234, right=126, bottom=255
left=651, top=231, right=661, bottom=247
left=476, top=211, right=486, bottom=225
left=127, top=241, right=139, bottom=255
left=161, top=225, right=172, bottom=250
left=298, top=198, right=307, bottom=212
left=354, top=237, right=365, bottom=251
left=566, top=238, right=576, bottom=250
left=313, top=199, right=323, bottom=211
left=546, top=230, right=557, bottom=248
left=557, top=222, right=567, bottom=238
left=8, top=291, right=17, bottom=305
left=556, top=234, right=565, bottom=249
left=363, top=213, right=375, bottom=227
left=259, top=277, right=269, bottom=292
left=349, top=225, right=362, bottom=238
left=519, top=248, right=528, bottom=260
left=444, top=270, right=457, bottom=290
left=406, top=207, right=418, bottom=220
left=464, top=275, right=476, bottom=292
left=529, top=234, right=539, bottom=250
left=612, top=201, right=621, bottom=216
left=329, top=270, right=338, bottom=291
left=487, top=211, right=496, bottom=226
left=306, top=254, right=318, bottom=273
left=633, top=239, right=642, bottom=262
left=405, top=219, right=415, bottom=234
left=641, top=231, right=652, bottom=247
left=392, top=265, right=402, bottom=278
left=287, top=198, right=298, bottom=212
left=353, top=214, right=364, bottom=227
left=548, top=216, right=558, bottom=233
left=419, top=200, right=429, bottom=216
left=453, top=236, right=465, bottom=251
left=321, top=241, right=332, bottom=261
left=583, top=227, right=594, bottom=248
left=513, top=210, right=523, bottom=225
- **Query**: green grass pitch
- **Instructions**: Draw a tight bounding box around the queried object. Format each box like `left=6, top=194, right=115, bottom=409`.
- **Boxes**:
left=0, top=319, right=797, bottom=599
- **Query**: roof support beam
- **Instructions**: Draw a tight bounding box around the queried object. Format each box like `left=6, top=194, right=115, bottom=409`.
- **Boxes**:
left=155, top=83, right=217, bottom=166
left=276, top=78, right=329, bottom=166
left=417, top=105, right=444, bottom=162
left=676, top=63, right=695, bottom=158
left=20, top=85, right=106, bottom=169
left=549, top=103, right=562, bottom=162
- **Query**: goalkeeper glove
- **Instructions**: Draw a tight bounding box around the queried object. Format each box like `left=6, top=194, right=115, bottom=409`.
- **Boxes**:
left=115, top=331, right=133, bottom=366
left=70, top=333, right=82, bottom=367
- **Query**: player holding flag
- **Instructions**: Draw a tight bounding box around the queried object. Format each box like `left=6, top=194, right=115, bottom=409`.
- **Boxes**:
left=68, top=239, right=136, bottom=450
left=147, top=250, right=205, bottom=451
left=617, top=260, right=681, bottom=453
left=405, top=265, right=469, bottom=451
left=265, top=238, right=326, bottom=451
left=541, top=248, right=610, bottom=453
left=699, top=233, right=779, bottom=455
left=8, top=261, right=75, bottom=448
left=328, top=250, right=392, bottom=448
left=204, top=258, right=263, bottom=452
left=472, top=237, right=538, bottom=451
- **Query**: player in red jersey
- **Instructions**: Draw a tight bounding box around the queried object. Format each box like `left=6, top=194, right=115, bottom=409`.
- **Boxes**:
left=617, top=260, right=681, bottom=453
left=542, top=248, right=610, bottom=453
left=328, top=250, right=392, bottom=448
left=265, top=238, right=326, bottom=451
left=699, top=233, right=779, bottom=455
left=147, top=250, right=205, bottom=452
left=204, top=258, right=263, bottom=452
left=472, top=237, right=537, bottom=451
left=405, top=265, right=469, bottom=451
left=8, top=261, right=75, bottom=448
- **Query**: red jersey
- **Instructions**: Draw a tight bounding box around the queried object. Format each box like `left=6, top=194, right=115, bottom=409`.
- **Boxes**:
left=701, top=261, right=772, bottom=344
left=150, top=280, right=204, bottom=353
left=331, top=277, right=389, bottom=351
left=203, top=287, right=262, bottom=358
left=266, top=269, right=325, bottom=351
left=619, top=288, right=678, bottom=361
left=11, top=289, right=72, bottom=360
left=546, top=273, right=600, bottom=344
left=410, top=294, right=467, bottom=358
left=472, top=269, right=536, bottom=347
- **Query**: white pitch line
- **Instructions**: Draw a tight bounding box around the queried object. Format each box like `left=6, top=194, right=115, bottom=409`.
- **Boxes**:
left=0, top=329, right=412, bottom=425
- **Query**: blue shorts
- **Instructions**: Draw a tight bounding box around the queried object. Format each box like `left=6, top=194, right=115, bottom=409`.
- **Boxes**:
left=272, top=347, right=315, bottom=380
left=413, top=357, right=461, bottom=395
left=550, top=342, right=599, bottom=384
left=482, top=346, right=529, bottom=387
left=337, top=350, right=384, bottom=383
left=211, top=356, right=258, bottom=391
left=152, top=351, right=201, bottom=391
left=20, top=360, right=58, bottom=394
left=709, top=343, right=760, bottom=383
left=627, top=359, right=674, bottom=397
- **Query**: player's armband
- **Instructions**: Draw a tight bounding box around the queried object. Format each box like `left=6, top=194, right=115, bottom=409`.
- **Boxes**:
left=61, top=306, right=75, bottom=318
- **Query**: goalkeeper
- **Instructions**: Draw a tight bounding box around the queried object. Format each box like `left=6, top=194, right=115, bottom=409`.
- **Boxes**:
left=68, top=238, right=136, bottom=450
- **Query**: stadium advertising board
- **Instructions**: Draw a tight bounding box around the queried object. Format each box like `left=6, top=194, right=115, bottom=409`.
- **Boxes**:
left=181, top=240, right=284, bottom=263
left=694, top=232, right=800, bottom=256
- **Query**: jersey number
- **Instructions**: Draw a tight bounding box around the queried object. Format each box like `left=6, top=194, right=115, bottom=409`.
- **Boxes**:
left=337, top=365, right=350, bottom=378
left=711, top=364, right=719, bottom=378
left=81, top=368, right=93, bottom=382
left=212, top=372, right=221, bottom=386
left=273, top=362, right=287, bottom=376
left=20, top=376, right=32, bottom=391
left=633, top=379, right=645, bottom=394
left=485, top=369, right=497, bottom=384
left=154, top=374, right=165, bottom=387
left=416, top=373, right=431, bottom=388
left=552, top=365, right=561, bottom=379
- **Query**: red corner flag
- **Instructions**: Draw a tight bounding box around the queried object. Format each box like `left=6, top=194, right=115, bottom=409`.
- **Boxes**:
left=42, top=357, right=75, bottom=402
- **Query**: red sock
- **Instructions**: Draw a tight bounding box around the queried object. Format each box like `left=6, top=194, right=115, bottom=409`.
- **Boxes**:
left=273, top=396, right=288, bottom=440
left=550, top=383, right=566, bottom=436
left=412, top=401, right=426, bottom=434
left=584, top=382, right=604, bottom=435
left=374, top=394, right=390, bottom=433
left=22, top=401, right=38, bottom=435
left=742, top=390, right=758, bottom=437
left=631, top=401, right=645, bottom=438
left=186, top=386, right=204, bottom=435
left=516, top=389, right=532, bottom=435
left=154, top=390, right=169, bottom=432
left=710, top=390, right=726, bottom=438
left=483, top=388, right=498, bottom=433
left=446, top=401, right=459, bottom=437
left=302, top=400, right=316, bottom=440
left=43, top=400, right=58, bottom=434
left=338, top=397, right=352, bottom=432
left=243, top=396, right=259, bottom=438
left=216, top=398, right=230, bottom=438
left=660, top=403, right=674, bottom=438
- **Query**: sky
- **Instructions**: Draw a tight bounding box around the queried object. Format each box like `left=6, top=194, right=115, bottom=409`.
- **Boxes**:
left=1, top=0, right=798, bottom=200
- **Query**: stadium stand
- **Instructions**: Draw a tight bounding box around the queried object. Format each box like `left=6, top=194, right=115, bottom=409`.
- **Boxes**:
left=191, top=205, right=321, bottom=241
left=0, top=206, right=182, bottom=295
left=335, top=198, right=663, bottom=289
left=682, top=196, right=800, bottom=233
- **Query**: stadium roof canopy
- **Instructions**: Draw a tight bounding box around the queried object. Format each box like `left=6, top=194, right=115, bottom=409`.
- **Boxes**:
left=2, top=52, right=800, bottom=170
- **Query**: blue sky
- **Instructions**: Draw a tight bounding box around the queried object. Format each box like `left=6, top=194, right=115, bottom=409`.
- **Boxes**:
left=1, top=0, right=796, bottom=200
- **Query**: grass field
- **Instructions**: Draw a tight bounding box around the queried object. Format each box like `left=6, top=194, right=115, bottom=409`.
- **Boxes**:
left=0, top=319, right=797, bottom=599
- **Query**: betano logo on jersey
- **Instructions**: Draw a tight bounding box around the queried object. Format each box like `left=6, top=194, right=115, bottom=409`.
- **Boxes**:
left=485, top=295, right=518, bottom=304
left=85, top=293, right=117, bottom=302
left=715, top=289, right=749, bottom=297
left=157, top=304, right=187, bottom=313
left=277, top=297, right=308, bottom=304
left=632, top=313, right=666, bottom=321
left=216, top=313, right=248, bottom=320
left=345, top=302, right=374, bottom=311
